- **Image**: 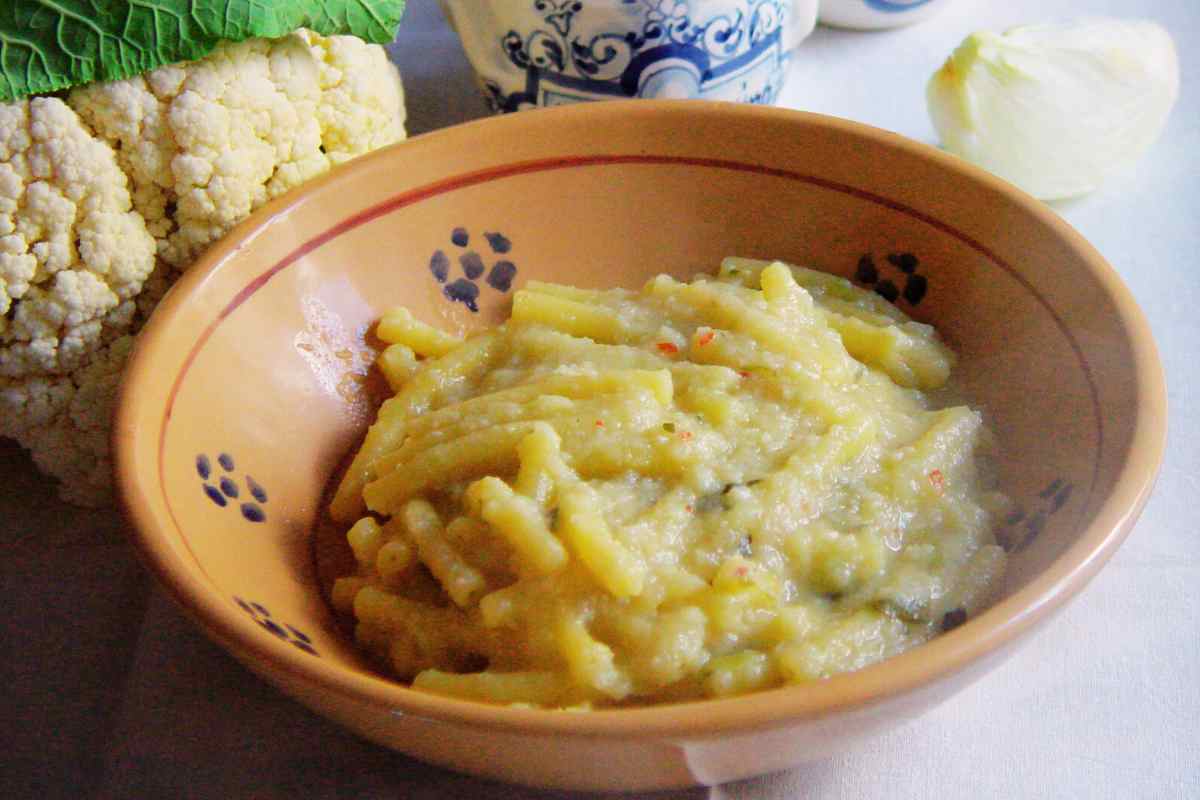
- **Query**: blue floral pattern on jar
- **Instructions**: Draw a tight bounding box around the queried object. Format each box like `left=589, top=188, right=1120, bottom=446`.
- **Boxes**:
left=479, top=0, right=797, bottom=112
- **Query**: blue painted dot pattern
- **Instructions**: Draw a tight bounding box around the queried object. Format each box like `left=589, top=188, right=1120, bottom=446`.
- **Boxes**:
left=854, top=252, right=928, bottom=306
left=234, top=597, right=318, bottom=655
left=444, top=278, right=480, bottom=312
left=429, top=227, right=518, bottom=312
left=429, top=250, right=450, bottom=282
left=203, top=484, right=227, bottom=507
left=460, top=251, right=485, bottom=279
left=484, top=232, right=512, bottom=254
left=288, top=626, right=313, bottom=645
left=197, top=453, right=267, bottom=522
left=247, top=476, right=268, bottom=504
left=998, top=478, right=1075, bottom=552
left=486, top=261, right=517, bottom=292
left=241, top=503, right=266, bottom=523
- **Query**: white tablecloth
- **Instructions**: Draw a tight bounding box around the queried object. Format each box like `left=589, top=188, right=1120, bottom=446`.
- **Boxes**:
left=4, top=1, right=1197, bottom=797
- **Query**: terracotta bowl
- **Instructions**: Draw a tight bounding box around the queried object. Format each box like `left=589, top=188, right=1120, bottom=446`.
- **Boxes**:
left=114, top=100, right=1165, bottom=792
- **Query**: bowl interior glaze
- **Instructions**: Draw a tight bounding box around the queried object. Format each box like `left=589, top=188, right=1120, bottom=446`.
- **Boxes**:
left=114, top=100, right=1164, bottom=790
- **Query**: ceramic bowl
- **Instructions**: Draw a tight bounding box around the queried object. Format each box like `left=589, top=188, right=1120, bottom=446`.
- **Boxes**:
left=438, top=0, right=818, bottom=111
left=114, top=100, right=1165, bottom=792
left=819, top=0, right=952, bottom=30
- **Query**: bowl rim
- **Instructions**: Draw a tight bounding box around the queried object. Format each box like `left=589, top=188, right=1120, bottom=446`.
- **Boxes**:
left=114, top=99, right=1167, bottom=738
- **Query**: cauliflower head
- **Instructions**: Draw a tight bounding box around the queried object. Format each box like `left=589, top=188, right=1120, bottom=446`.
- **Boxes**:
left=0, top=30, right=406, bottom=506
left=70, top=30, right=408, bottom=270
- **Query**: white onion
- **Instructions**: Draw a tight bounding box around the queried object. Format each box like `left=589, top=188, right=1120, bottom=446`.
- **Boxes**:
left=927, top=19, right=1180, bottom=201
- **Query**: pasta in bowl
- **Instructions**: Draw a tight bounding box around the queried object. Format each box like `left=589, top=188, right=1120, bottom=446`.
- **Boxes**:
left=113, top=101, right=1163, bottom=790
left=328, top=258, right=1009, bottom=708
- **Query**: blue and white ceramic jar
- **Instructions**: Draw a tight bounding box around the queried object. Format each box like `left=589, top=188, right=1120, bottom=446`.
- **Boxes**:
left=818, top=0, right=951, bottom=30
left=439, top=0, right=819, bottom=112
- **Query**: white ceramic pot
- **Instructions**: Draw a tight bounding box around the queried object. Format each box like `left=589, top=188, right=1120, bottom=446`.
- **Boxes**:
left=439, top=0, right=819, bottom=112
left=818, top=0, right=951, bottom=30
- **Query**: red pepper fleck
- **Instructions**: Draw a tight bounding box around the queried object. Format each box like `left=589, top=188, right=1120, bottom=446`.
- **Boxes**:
left=595, top=419, right=604, bottom=428
left=685, top=505, right=694, bottom=514
left=735, top=565, right=750, bottom=578
left=679, top=431, right=693, bottom=441
left=738, top=370, right=751, bottom=378
left=696, top=330, right=715, bottom=346
left=657, top=342, right=679, bottom=355
left=929, top=469, right=945, bottom=494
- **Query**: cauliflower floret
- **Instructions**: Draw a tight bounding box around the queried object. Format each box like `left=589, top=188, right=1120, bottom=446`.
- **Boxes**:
left=1, top=336, right=135, bottom=506
left=0, top=97, right=156, bottom=376
left=0, top=32, right=406, bottom=506
left=70, top=31, right=406, bottom=270
left=300, top=30, right=408, bottom=164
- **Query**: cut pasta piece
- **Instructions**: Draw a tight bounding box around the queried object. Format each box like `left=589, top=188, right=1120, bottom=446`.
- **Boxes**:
left=363, top=423, right=532, bottom=514
left=377, top=343, right=420, bottom=392
left=512, top=290, right=629, bottom=343
left=377, top=307, right=462, bottom=356
left=466, top=476, right=568, bottom=576
left=403, top=500, right=487, bottom=608
left=514, top=422, right=568, bottom=507
left=331, top=332, right=500, bottom=521
left=557, top=616, right=632, bottom=700
left=703, top=650, right=777, bottom=698
left=557, top=486, right=646, bottom=598
left=522, top=280, right=605, bottom=303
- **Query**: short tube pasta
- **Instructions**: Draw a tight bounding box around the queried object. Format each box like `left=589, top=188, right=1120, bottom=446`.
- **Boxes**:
left=331, top=259, right=1008, bottom=708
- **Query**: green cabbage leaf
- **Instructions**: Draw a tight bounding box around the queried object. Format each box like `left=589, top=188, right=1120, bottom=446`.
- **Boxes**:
left=0, top=0, right=406, bottom=102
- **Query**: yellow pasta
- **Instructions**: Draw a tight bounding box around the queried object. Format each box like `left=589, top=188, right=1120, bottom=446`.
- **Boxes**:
left=365, top=376, right=670, bottom=480
left=330, top=258, right=1009, bottom=709
left=522, top=280, right=604, bottom=303
left=375, top=538, right=416, bottom=586
left=346, top=517, right=383, bottom=566
left=557, top=486, right=646, bottom=598
left=513, top=421, right=565, bottom=506
left=402, top=500, right=487, bottom=608
left=376, top=343, right=420, bottom=393
left=376, top=307, right=462, bottom=356
left=758, top=261, right=805, bottom=308
left=330, top=331, right=500, bottom=522
left=367, top=369, right=672, bottom=477
left=465, top=476, right=568, bottom=577
left=722, top=257, right=908, bottom=322
left=703, top=650, right=777, bottom=698
left=478, top=583, right=522, bottom=629
left=330, top=576, right=367, bottom=615
left=775, top=609, right=913, bottom=682
left=557, top=615, right=632, bottom=700
left=511, top=290, right=628, bottom=343
left=363, top=423, right=532, bottom=514
left=646, top=275, right=853, bottom=383
left=352, top=586, right=493, bottom=677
